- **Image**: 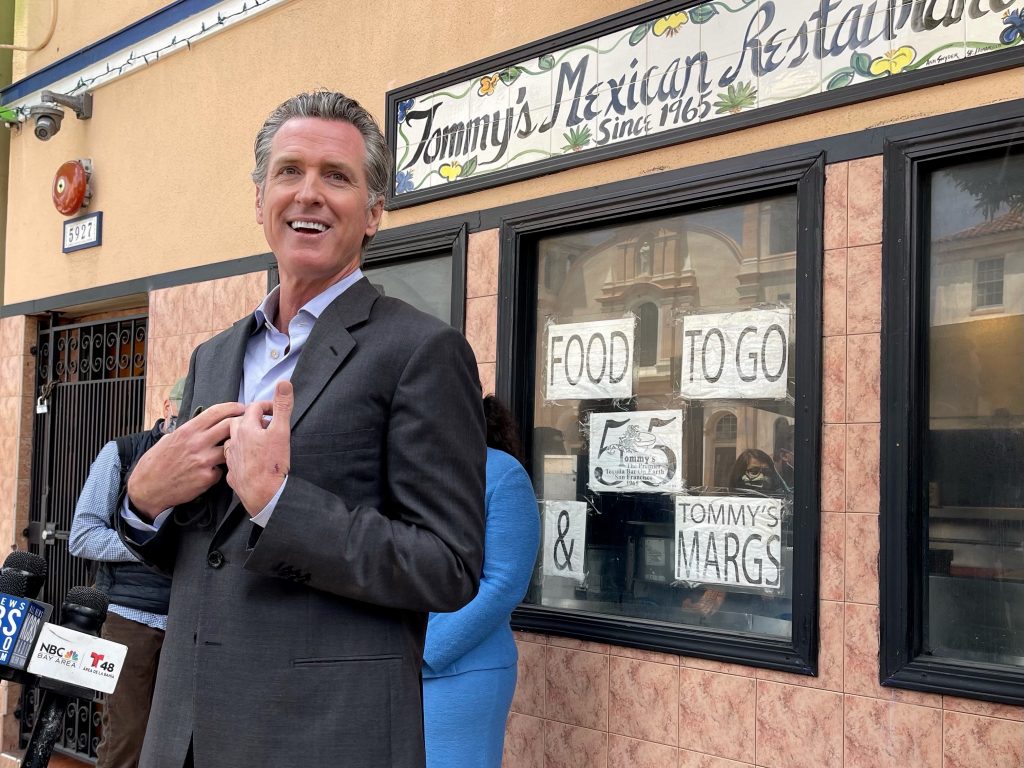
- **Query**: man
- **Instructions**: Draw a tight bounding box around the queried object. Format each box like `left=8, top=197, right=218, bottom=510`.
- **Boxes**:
left=118, top=91, right=485, bottom=768
left=69, top=378, right=184, bottom=768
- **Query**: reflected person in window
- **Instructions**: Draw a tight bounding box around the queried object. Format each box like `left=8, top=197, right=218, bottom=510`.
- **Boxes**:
left=729, top=448, right=789, bottom=497
left=422, top=395, right=541, bottom=768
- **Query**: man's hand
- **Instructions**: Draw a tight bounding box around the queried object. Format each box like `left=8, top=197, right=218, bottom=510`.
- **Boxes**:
left=224, top=380, right=293, bottom=516
left=127, top=402, right=245, bottom=521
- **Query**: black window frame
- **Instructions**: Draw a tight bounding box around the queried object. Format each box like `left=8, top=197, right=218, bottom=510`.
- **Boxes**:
left=362, top=222, right=468, bottom=331
left=881, top=114, right=1024, bottom=705
left=499, top=150, right=824, bottom=674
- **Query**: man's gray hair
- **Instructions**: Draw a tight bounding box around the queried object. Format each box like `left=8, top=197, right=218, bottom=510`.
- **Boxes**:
left=251, top=90, right=390, bottom=212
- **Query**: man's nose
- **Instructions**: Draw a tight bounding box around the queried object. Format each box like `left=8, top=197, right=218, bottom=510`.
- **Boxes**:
left=294, top=173, right=324, bottom=205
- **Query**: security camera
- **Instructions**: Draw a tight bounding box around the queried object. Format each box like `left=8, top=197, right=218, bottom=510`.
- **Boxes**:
left=28, top=105, right=63, bottom=141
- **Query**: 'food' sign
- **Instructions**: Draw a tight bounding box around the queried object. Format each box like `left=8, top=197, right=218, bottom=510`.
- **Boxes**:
left=546, top=318, right=634, bottom=401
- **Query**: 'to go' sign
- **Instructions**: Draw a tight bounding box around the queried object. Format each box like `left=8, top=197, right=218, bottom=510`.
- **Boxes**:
left=679, top=309, right=791, bottom=400
left=546, top=318, right=634, bottom=401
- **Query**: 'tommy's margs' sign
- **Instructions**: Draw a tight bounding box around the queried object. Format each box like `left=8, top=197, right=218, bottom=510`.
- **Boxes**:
left=674, top=495, right=783, bottom=589
left=387, top=0, right=1023, bottom=206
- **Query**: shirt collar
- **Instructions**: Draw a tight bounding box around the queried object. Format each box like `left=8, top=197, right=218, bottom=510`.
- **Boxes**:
left=252, top=267, right=364, bottom=333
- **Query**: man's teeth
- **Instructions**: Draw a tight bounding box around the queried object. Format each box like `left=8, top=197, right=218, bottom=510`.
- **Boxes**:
left=290, top=221, right=327, bottom=232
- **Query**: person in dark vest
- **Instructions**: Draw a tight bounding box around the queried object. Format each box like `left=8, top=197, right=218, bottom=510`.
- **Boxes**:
left=69, top=378, right=184, bottom=768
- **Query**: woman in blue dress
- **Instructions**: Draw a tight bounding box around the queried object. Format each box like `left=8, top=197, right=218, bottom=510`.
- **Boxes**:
left=422, top=395, right=541, bottom=768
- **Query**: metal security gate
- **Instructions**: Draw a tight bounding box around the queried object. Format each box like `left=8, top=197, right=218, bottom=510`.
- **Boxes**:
left=19, top=314, right=148, bottom=762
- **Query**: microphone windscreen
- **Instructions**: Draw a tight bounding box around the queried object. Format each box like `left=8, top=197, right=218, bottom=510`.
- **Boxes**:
left=3, top=552, right=47, bottom=580
left=63, top=586, right=108, bottom=617
left=0, top=570, right=27, bottom=597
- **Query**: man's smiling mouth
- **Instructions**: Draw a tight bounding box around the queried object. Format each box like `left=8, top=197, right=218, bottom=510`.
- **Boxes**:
left=289, top=220, right=329, bottom=234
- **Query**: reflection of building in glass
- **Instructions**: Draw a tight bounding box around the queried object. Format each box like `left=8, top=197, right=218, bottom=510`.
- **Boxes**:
left=363, top=254, right=453, bottom=324
left=929, top=206, right=1024, bottom=429
left=535, top=198, right=797, bottom=490
left=926, top=176, right=1024, bottom=666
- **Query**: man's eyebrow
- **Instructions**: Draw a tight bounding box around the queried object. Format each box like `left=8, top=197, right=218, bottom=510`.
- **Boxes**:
left=270, top=154, right=358, bottom=174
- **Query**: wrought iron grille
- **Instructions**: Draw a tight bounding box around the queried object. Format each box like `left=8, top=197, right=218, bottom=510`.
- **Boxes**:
left=20, top=314, right=148, bottom=762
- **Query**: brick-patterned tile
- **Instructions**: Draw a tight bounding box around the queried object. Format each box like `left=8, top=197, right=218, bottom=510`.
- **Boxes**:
left=467, top=228, right=500, bottom=298
left=824, top=162, right=849, bottom=251
left=846, top=333, right=880, bottom=424
left=845, top=513, right=879, bottom=604
left=847, top=244, right=881, bottom=334
left=848, top=156, right=883, bottom=246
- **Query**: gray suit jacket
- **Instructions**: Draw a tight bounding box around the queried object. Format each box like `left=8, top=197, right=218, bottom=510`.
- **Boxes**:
left=120, top=278, right=486, bottom=768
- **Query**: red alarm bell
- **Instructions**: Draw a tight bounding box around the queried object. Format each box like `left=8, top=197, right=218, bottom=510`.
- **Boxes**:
left=52, top=159, right=92, bottom=216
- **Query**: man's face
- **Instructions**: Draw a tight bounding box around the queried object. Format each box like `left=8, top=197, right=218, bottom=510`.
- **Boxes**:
left=163, top=398, right=181, bottom=433
left=255, top=117, right=383, bottom=285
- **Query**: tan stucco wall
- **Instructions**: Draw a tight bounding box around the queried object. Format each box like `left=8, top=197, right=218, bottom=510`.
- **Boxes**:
left=6, top=0, right=1022, bottom=307
left=12, top=0, right=172, bottom=78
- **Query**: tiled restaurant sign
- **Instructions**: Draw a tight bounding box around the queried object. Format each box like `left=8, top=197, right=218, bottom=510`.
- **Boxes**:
left=387, top=0, right=1023, bottom=206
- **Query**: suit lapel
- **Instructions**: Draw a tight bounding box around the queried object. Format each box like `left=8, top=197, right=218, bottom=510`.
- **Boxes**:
left=191, top=315, right=254, bottom=413
left=211, top=277, right=379, bottom=544
left=288, top=277, right=378, bottom=432
left=193, top=316, right=254, bottom=538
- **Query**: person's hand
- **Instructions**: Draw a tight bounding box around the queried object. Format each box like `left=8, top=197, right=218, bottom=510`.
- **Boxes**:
left=682, top=588, right=726, bottom=617
left=224, top=380, right=292, bottom=516
left=127, top=401, right=246, bottom=520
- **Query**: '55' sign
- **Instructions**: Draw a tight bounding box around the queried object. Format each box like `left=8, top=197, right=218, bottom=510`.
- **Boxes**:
left=588, top=410, right=684, bottom=493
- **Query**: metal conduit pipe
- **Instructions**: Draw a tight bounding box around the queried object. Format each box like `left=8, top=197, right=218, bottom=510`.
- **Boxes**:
left=0, top=0, right=57, bottom=52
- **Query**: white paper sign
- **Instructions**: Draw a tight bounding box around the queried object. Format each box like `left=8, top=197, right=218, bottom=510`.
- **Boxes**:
left=28, top=623, right=128, bottom=694
left=679, top=309, right=791, bottom=400
left=674, top=496, right=783, bottom=589
left=543, top=500, right=587, bottom=582
left=546, top=319, right=634, bottom=401
left=589, top=410, right=683, bottom=493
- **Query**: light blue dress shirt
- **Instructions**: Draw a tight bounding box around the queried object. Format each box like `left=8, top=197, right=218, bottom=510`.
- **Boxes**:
left=70, top=441, right=168, bottom=630
left=123, top=269, right=365, bottom=534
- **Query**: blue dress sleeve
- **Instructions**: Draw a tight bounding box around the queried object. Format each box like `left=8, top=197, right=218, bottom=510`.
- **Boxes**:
left=423, top=456, right=540, bottom=673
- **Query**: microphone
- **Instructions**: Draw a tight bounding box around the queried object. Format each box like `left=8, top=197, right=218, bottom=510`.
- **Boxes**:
left=29, top=587, right=117, bottom=698
left=23, top=588, right=124, bottom=768
left=0, top=572, right=50, bottom=678
left=0, top=561, right=52, bottom=684
left=2, top=552, right=48, bottom=600
left=53, top=586, right=107, bottom=637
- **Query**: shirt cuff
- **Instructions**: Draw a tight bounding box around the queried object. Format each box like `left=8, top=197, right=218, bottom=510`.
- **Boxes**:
left=121, top=498, right=173, bottom=536
left=249, top=476, right=287, bottom=528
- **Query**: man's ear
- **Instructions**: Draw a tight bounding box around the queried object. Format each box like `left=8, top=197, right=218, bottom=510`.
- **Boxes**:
left=162, top=398, right=172, bottom=420
left=364, top=196, right=384, bottom=238
left=255, top=185, right=264, bottom=225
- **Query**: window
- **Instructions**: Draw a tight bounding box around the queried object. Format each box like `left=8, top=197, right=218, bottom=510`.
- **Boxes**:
left=365, top=254, right=453, bottom=323
left=635, top=302, right=659, bottom=367
left=502, top=154, right=823, bottom=671
left=361, top=223, right=467, bottom=329
left=974, top=257, right=1005, bottom=309
left=711, top=412, right=738, bottom=489
left=882, top=119, right=1024, bottom=704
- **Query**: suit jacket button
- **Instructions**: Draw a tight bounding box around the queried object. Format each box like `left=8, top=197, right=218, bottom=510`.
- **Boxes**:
left=207, top=550, right=224, bottom=568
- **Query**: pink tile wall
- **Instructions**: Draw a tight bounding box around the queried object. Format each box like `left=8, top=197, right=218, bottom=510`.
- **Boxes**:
left=466, top=230, right=500, bottom=394
left=0, top=315, right=36, bottom=752
left=475, top=158, right=1024, bottom=766
left=145, top=272, right=268, bottom=424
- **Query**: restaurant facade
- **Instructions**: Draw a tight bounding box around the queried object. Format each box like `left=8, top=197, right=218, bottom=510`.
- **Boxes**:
left=1, top=0, right=1023, bottom=765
